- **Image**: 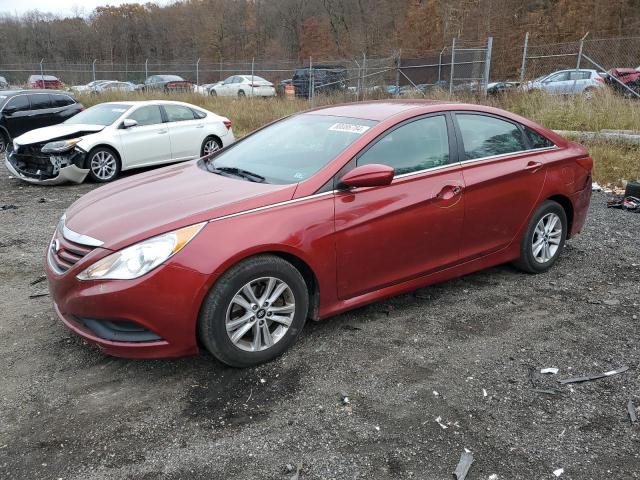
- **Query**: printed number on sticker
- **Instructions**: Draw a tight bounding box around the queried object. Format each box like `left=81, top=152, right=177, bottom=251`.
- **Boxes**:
left=329, top=123, right=370, bottom=134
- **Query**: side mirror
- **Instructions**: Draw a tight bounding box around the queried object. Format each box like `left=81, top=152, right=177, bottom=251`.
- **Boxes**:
left=339, top=164, right=395, bottom=189
left=121, top=118, right=138, bottom=129
left=4, top=107, right=16, bottom=115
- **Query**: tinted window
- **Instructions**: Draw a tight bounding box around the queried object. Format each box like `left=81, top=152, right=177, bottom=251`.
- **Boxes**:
left=164, top=105, right=195, bottom=122
left=456, top=114, right=527, bottom=160
left=525, top=128, right=554, bottom=149
left=28, top=94, right=51, bottom=109
left=210, top=114, right=377, bottom=184
left=358, top=115, right=450, bottom=175
left=65, top=103, right=131, bottom=126
left=5, top=95, right=29, bottom=112
left=128, top=105, right=163, bottom=126
left=51, top=94, right=75, bottom=107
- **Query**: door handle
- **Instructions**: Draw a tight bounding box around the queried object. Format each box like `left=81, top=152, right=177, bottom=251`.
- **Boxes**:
left=157, top=129, right=168, bottom=134
left=525, top=161, right=543, bottom=172
left=436, top=184, right=463, bottom=200
left=196, top=124, right=204, bottom=128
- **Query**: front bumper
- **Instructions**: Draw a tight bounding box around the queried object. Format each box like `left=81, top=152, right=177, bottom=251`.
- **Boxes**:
left=5, top=149, right=89, bottom=185
left=46, top=240, right=211, bottom=359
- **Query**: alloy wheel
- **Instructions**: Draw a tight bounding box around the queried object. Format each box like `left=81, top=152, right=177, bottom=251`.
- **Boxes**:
left=203, top=139, right=220, bottom=156
left=532, top=212, right=562, bottom=263
left=0, top=135, right=6, bottom=153
left=225, top=276, right=295, bottom=352
left=90, top=151, right=117, bottom=180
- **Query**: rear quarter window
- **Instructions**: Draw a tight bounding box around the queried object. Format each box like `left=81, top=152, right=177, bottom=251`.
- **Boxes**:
left=28, top=94, right=51, bottom=109
left=525, top=128, right=555, bottom=149
left=456, top=113, right=527, bottom=160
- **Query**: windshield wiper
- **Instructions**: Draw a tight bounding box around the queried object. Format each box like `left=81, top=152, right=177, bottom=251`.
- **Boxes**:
left=207, top=165, right=266, bottom=183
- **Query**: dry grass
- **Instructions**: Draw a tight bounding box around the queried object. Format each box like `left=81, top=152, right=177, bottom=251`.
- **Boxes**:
left=75, top=89, right=640, bottom=184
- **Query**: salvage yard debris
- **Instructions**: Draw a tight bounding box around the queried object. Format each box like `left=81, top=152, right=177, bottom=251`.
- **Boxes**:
left=28, top=291, right=49, bottom=299
left=453, top=451, right=474, bottom=480
left=558, top=366, right=629, bottom=384
left=628, top=400, right=637, bottom=424
left=541, top=368, right=559, bottom=375
left=553, top=467, right=565, bottom=477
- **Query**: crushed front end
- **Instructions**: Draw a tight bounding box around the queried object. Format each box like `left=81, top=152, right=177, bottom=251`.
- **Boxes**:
left=5, top=141, right=89, bottom=185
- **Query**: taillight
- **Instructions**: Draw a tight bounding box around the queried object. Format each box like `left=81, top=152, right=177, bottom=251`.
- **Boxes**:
left=595, top=76, right=604, bottom=83
left=576, top=157, right=593, bottom=171
left=223, top=120, right=232, bottom=130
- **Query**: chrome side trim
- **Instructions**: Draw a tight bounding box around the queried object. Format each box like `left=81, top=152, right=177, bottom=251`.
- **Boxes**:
left=62, top=223, right=104, bottom=247
left=208, top=190, right=336, bottom=224
left=458, top=146, right=559, bottom=166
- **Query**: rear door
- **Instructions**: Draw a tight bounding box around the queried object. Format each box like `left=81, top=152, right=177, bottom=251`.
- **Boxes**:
left=118, top=104, right=172, bottom=167
left=335, top=114, right=465, bottom=299
left=26, top=93, right=55, bottom=129
left=2, top=95, right=31, bottom=138
left=453, top=112, right=548, bottom=261
left=162, top=104, right=204, bottom=161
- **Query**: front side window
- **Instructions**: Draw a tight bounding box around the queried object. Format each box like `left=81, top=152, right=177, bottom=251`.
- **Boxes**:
left=207, top=114, right=377, bottom=184
left=65, top=103, right=131, bottom=126
left=5, top=95, right=29, bottom=112
left=456, top=114, right=527, bottom=160
left=128, top=105, right=163, bottom=126
left=358, top=115, right=450, bottom=175
left=164, top=105, right=195, bottom=122
left=547, top=72, right=569, bottom=82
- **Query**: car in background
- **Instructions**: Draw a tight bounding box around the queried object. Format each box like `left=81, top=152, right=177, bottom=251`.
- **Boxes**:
left=292, top=65, right=347, bottom=98
left=6, top=100, right=234, bottom=184
left=487, top=81, right=520, bottom=95
left=521, top=69, right=605, bottom=96
left=42, top=100, right=592, bottom=366
left=195, top=82, right=222, bottom=96
left=28, top=75, right=64, bottom=90
left=143, top=75, right=193, bottom=93
left=276, top=79, right=292, bottom=96
left=70, top=80, right=113, bottom=94
left=210, top=75, right=276, bottom=97
left=603, top=68, right=640, bottom=97
left=94, top=81, right=137, bottom=94
left=0, top=76, right=9, bottom=89
left=0, top=90, right=81, bottom=153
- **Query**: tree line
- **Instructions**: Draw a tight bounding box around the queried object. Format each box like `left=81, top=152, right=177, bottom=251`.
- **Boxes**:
left=0, top=0, right=638, bottom=79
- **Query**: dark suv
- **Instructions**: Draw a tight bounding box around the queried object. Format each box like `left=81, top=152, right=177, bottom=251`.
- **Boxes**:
left=0, top=90, right=82, bottom=152
left=292, top=65, right=348, bottom=98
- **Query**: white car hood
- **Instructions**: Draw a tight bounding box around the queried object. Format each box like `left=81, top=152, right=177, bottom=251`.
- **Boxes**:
left=15, top=124, right=104, bottom=146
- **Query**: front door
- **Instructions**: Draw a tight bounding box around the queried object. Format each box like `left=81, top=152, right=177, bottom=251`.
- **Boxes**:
left=453, top=112, right=548, bottom=261
left=3, top=95, right=31, bottom=138
left=335, top=114, right=464, bottom=300
left=118, top=105, right=172, bottom=167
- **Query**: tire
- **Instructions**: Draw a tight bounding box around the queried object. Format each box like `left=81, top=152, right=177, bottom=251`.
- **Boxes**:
left=513, top=200, right=567, bottom=274
left=238, top=89, right=246, bottom=97
left=0, top=131, right=8, bottom=153
left=86, top=147, right=121, bottom=183
left=209, top=89, right=217, bottom=96
left=198, top=255, right=309, bottom=367
left=201, top=136, right=222, bottom=157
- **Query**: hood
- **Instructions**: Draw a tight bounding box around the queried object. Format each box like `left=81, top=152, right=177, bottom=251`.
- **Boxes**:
left=15, top=124, right=104, bottom=146
left=64, top=161, right=295, bottom=250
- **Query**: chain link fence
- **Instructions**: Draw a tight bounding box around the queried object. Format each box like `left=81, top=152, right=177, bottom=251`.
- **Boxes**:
left=0, top=38, right=495, bottom=100
left=520, top=33, right=640, bottom=98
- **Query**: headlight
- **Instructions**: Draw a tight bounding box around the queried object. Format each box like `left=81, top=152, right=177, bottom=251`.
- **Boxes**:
left=77, top=222, right=206, bottom=280
left=41, top=138, right=83, bottom=154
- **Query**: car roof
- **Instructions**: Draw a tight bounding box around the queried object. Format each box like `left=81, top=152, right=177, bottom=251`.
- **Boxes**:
left=0, top=89, right=72, bottom=96
left=96, top=100, right=199, bottom=107
left=304, top=100, right=457, bottom=121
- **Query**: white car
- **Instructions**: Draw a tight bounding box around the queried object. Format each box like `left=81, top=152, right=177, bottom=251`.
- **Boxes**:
left=6, top=100, right=234, bottom=185
left=521, top=69, right=605, bottom=95
left=210, top=75, right=276, bottom=97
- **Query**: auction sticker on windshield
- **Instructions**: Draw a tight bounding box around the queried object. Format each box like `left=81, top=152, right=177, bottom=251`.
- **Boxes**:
left=329, top=123, right=371, bottom=134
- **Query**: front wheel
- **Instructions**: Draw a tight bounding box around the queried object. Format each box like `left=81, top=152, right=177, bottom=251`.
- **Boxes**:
left=513, top=200, right=567, bottom=273
left=0, top=131, right=7, bottom=153
left=209, top=89, right=217, bottom=96
left=238, top=89, right=246, bottom=97
left=87, top=147, right=121, bottom=183
left=198, top=255, right=309, bottom=367
left=201, top=136, right=221, bottom=157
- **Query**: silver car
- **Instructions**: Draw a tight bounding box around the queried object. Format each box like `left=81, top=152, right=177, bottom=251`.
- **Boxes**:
left=522, top=69, right=605, bottom=96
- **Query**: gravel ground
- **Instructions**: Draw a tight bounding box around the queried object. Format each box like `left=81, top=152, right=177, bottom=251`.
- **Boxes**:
left=1, top=167, right=639, bottom=480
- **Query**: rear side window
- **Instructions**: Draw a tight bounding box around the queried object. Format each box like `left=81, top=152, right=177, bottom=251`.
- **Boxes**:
left=128, top=105, right=163, bottom=126
left=358, top=115, right=450, bottom=175
left=525, top=128, right=554, bottom=149
left=456, top=114, right=527, bottom=160
left=5, top=95, right=29, bottom=112
left=164, top=105, right=195, bottom=122
left=569, top=71, right=590, bottom=80
left=51, top=94, right=75, bottom=107
left=28, top=94, right=51, bottom=110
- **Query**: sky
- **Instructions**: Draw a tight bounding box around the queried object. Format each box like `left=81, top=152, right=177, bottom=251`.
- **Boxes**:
left=0, top=0, right=168, bottom=17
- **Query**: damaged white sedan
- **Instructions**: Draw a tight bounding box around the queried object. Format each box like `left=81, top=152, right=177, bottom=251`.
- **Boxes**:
left=5, top=100, right=234, bottom=184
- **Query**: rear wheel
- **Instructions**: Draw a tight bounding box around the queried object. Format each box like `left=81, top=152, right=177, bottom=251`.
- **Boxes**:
left=238, top=89, right=246, bottom=97
left=0, top=131, right=7, bottom=153
left=198, top=255, right=309, bottom=367
left=201, top=136, right=221, bottom=157
left=513, top=200, right=567, bottom=273
left=209, top=89, right=217, bottom=96
left=87, top=147, right=121, bottom=183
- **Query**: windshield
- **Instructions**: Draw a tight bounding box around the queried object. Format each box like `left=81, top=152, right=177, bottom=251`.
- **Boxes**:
left=64, top=103, right=131, bottom=126
left=207, top=114, right=377, bottom=184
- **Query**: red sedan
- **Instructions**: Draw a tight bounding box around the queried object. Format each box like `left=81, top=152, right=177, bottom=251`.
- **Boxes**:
left=45, top=100, right=592, bottom=367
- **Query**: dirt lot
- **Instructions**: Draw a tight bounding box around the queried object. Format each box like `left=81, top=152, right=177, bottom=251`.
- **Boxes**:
left=1, top=166, right=639, bottom=480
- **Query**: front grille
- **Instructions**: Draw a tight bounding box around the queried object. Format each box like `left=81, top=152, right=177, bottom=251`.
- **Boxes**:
left=48, top=229, right=95, bottom=274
